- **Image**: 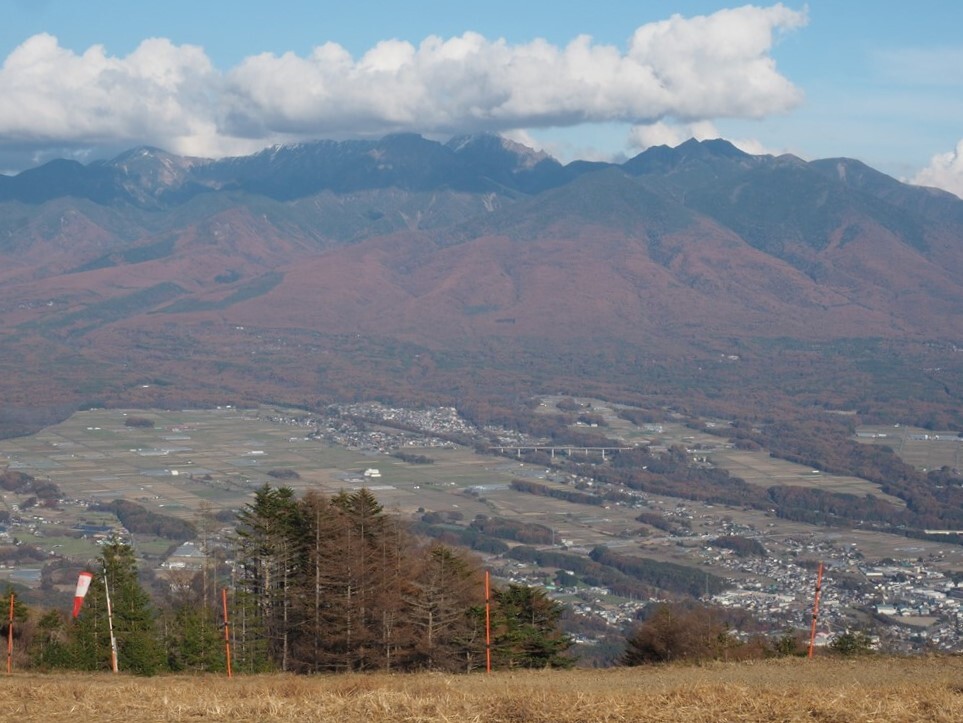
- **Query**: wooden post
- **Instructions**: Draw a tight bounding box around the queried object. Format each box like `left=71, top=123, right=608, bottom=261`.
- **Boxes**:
left=808, top=562, right=824, bottom=658
left=6, top=592, right=13, bottom=675
left=222, top=588, right=233, bottom=678
left=485, top=570, right=492, bottom=674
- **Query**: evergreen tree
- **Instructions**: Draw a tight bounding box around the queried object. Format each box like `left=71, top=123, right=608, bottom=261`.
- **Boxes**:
left=30, top=609, right=72, bottom=669
left=1, top=587, right=30, bottom=669
left=490, top=584, right=574, bottom=669
left=235, top=484, right=302, bottom=671
left=161, top=572, right=226, bottom=673
left=71, top=538, right=166, bottom=675
left=328, top=488, right=400, bottom=671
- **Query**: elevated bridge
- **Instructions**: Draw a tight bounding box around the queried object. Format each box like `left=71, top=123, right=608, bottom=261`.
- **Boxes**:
left=490, top=445, right=636, bottom=460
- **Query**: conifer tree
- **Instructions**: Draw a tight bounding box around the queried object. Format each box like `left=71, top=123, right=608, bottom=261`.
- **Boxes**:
left=490, top=584, right=574, bottom=669
left=1, top=586, right=30, bottom=669
left=235, top=484, right=302, bottom=671
left=407, top=544, right=483, bottom=671
left=229, top=485, right=573, bottom=674
left=31, top=609, right=71, bottom=669
left=71, top=538, right=166, bottom=674
left=161, top=572, right=226, bottom=673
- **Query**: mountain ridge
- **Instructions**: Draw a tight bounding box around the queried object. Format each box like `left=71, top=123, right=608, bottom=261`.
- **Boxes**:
left=0, top=135, right=960, bottom=423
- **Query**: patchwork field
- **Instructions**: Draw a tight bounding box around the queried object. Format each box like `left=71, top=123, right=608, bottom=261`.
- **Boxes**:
left=856, top=425, right=963, bottom=472
left=709, top=448, right=907, bottom=507
left=0, top=406, right=521, bottom=522
left=3, top=404, right=963, bottom=595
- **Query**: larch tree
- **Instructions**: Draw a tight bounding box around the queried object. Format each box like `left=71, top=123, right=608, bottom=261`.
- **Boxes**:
left=407, top=544, right=483, bottom=671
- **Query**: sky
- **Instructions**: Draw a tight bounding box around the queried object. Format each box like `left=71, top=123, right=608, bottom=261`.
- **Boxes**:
left=2, top=1, right=962, bottom=197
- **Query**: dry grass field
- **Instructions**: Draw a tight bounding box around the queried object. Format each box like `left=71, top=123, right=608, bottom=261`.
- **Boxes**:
left=3, top=657, right=963, bottom=722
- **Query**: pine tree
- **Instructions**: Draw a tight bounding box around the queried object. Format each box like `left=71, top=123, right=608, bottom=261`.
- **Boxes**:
left=491, top=584, right=574, bottom=669
left=71, top=538, right=166, bottom=675
left=161, top=572, right=226, bottom=673
left=30, top=609, right=72, bottom=669
left=1, top=587, right=29, bottom=670
left=330, top=488, right=391, bottom=671
left=235, top=484, right=303, bottom=671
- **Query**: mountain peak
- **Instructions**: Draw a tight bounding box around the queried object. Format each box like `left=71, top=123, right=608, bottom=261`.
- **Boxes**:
left=623, top=137, right=752, bottom=176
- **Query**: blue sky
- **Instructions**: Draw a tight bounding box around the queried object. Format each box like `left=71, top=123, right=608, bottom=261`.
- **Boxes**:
left=2, top=1, right=962, bottom=196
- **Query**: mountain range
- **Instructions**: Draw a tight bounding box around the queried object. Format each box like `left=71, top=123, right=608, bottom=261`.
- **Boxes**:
left=1, top=134, right=961, bottom=425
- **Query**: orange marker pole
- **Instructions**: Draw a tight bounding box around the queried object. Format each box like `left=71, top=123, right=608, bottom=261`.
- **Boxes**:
left=222, top=588, right=233, bottom=678
left=808, top=562, right=824, bottom=658
left=485, top=570, right=492, bottom=674
left=6, top=592, right=13, bottom=675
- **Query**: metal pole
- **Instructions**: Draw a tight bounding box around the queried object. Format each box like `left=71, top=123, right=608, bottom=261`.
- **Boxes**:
left=104, top=572, right=119, bottom=673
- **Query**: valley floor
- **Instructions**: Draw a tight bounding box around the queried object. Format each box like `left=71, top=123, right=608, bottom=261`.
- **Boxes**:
left=3, top=656, right=962, bottom=722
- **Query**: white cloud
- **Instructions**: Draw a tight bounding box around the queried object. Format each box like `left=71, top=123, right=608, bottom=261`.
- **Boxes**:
left=628, top=121, right=721, bottom=150
left=0, top=34, right=225, bottom=151
left=913, top=140, right=963, bottom=199
left=0, top=5, right=807, bottom=163
left=627, top=121, right=777, bottom=157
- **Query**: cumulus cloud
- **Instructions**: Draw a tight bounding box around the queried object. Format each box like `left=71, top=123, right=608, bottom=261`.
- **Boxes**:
left=1, top=34, right=221, bottom=149
left=913, top=140, right=963, bottom=199
left=627, top=120, right=778, bottom=157
left=0, top=4, right=807, bottom=162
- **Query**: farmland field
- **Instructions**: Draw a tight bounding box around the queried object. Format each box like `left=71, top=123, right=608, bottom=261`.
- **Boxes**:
left=2, top=657, right=962, bottom=722
left=3, top=405, right=963, bottom=585
left=855, top=425, right=963, bottom=472
left=0, top=406, right=522, bottom=522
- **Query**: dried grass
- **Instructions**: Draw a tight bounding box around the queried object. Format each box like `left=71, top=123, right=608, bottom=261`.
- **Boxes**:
left=1, top=657, right=962, bottom=722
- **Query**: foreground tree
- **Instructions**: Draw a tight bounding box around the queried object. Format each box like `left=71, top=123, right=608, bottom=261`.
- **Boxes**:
left=623, top=604, right=723, bottom=665
left=161, top=571, right=226, bottom=673
left=232, top=484, right=572, bottom=674
left=30, top=609, right=71, bottom=669
left=234, top=484, right=302, bottom=672
left=490, top=584, right=574, bottom=669
left=621, top=603, right=766, bottom=665
left=1, top=587, right=30, bottom=669
left=71, top=538, right=166, bottom=674
left=407, top=544, right=484, bottom=671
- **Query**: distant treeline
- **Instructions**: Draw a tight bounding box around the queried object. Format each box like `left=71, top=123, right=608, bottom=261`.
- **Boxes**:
left=0, top=470, right=62, bottom=501
left=510, top=479, right=604, bottom=506
left=711, top=535, right=766, bottom=557
left=92, top=499, right=197, bottom=541
left=589, top=547, right=727, bottom=598
left=391, top=451, right=435, bottom=464
left=506, top=545, right=728, bottom=599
